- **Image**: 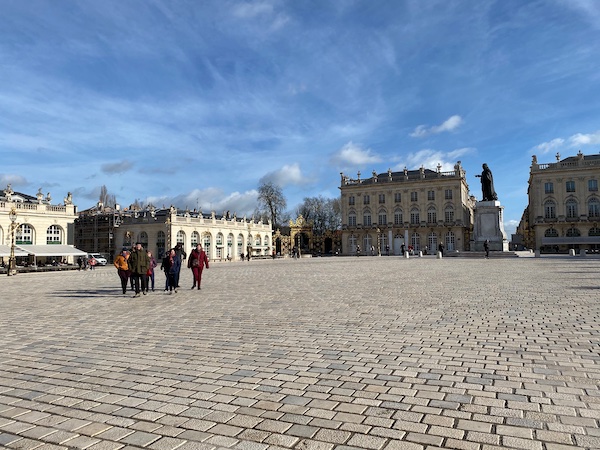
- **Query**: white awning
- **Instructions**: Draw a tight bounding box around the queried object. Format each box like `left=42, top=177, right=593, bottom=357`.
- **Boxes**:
left=15, top=245, right=88, bottom=257
left=0, top=245, right=29, bottom=257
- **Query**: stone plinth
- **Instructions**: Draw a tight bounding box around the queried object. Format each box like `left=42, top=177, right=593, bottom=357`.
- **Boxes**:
left=472, top=200, right=509, bottom=252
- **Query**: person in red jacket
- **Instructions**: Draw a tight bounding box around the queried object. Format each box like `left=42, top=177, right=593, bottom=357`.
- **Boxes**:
left=188, top=243, right=209, bottom=290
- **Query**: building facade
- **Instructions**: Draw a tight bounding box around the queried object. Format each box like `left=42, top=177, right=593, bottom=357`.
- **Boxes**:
left=339, top=162, right=475, bottom=255
left=75, top=206, right=273, bottom=262
left=1, top=185, right=81, bottom=265
left=524, top=151, right=600, bottom=253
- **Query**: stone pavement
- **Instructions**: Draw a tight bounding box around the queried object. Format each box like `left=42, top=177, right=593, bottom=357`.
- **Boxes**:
left=0, top=256, right=599, bottom=450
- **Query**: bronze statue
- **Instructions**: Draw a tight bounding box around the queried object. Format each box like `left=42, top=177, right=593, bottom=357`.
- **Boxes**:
left=475, top=163, right=498, bottom=201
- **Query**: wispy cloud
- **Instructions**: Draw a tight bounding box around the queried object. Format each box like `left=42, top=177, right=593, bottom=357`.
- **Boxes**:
left=101, top=160, right=134, bottom=174
left=330, top=142, right=382, bottom=167
left=532, top=130, right=600, bottom=154
left=395, top=147, right=474, bottom=172
left=569, top=130, right=600, bottom=146
left=532, top=138, right=565, bottom=154
left=146, top=188, right=258, bottom=216
left=410, top=115, right=464, bottom=138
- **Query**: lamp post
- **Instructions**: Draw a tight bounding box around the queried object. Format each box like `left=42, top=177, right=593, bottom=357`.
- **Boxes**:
left=8, top=206, right=18, bottom=276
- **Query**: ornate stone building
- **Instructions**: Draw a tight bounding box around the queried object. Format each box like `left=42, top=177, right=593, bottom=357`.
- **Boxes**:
left=75, top=206, right=273, bottom=262
left=523, top=151, right=600, bottom=253
left=339, top=162, right=475, bottom=255
left=1, top=185, right=83, bottom=265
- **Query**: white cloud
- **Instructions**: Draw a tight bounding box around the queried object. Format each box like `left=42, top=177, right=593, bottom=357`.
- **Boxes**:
left=395, top=147, right=474, bottom=172
left=146, top=188, right=259, bottom=217
left=330, top=142, right=382, bottom=167
left=410, top=115, right=464, bottom=138
left=569, top=130, right=600, bottom=146
left=259, top=163, right=308, bottom=187
left=532, top=138, right=565, bottom=154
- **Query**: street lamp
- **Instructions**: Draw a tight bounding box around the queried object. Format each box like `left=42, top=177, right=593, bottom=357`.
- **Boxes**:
left=7, top=206, right=18, bottom=276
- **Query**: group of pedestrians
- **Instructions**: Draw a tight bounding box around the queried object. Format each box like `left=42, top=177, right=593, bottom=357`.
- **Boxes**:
left=114, top=242, right=209, bottom=297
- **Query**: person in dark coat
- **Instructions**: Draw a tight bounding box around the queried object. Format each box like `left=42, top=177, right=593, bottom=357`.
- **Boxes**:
left=187, top=244, right=210, bottom=290
left=128, top=242, right=150, bottom=298
left=163, top=248, right=180, bottom=294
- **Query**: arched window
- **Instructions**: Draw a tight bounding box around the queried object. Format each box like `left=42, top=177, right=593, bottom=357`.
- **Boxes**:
left=254, top=235, right=261, bottom=246
left=16, top=224, right=34, bottom=245
left=589, top=227, right=600, bottom=236
left=566, top=228, right=580, bottom=237
left=427, top=206, right=436, bottom=224
left=191, top=231, right=200, bottom=246
left=444, top=205, right=454, bottom=223
left=410, top=207, right=420, bottom=225
left=363, top=234, right=373, bottom=251
left=157, top=231, right=165, bottom=247
left=566, top=199, right=578, bottom=219
left=348, top=211, right=357, bottom=227
left=46, top=225, right=63, bottom=245
left=348, top=234, right=357, bottom=253
left=588, top=198, right=600, bottom=218
left=394, top=208, right=403, bottom=225
left=237, top=234, right=244, bottom=255
left=428, top=232, right=437, bottom=252
left=544, top=200, right=556, bottom=219
left=176, top=230, right=185, bottom=245
left=544, top=228, right=558, bottom=237
left=363, top=209, right=372, bottom=226
left=411, top=232, right=420, bottom=251
left=203, top=233, right=212, bottom=254
left=378, top=208, right=387, bottom=226
left=216, top=233, right=224, bottom=246
left=264, top=235, right=270, bottom=247
left=445, top=231, right=456, bottom=251
left=138, top=231, right=148, bottom=248
left=379, top=233, right=388, bottom=252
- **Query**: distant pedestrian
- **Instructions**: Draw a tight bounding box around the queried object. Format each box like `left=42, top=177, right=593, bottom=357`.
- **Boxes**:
left=188, top=244, right=209, bottom=290
left=163, top=248, right=180, bottom=294
left=114, top=249, right=130, bottom=295
left=77, top=256, right=83, bottom=270
left=484, top=239, right=490, bottom=258
left=89, top=256, right=97, bottom=270
left=146, top=251, right=157, bottom=292
left=401, top=244, right=406, bottom=255
left=438, top=243, right=444, bottom=257
left=173, top=243, right=186, bottom=288
left=356, top=245, right=361, bottom=256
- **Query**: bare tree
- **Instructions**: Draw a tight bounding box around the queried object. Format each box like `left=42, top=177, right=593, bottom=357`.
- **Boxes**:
left=99, top=185, right=117, bottom=209
left=257, top=181, right=287, bottom=227
left=296, top=196, right=341, bottom=235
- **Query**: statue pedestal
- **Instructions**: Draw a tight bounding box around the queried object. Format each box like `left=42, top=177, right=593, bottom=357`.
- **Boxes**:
left=472, top=201, right=509, bottom=252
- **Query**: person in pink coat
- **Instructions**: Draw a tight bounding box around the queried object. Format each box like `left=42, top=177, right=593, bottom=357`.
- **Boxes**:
left=187, top=244, right=209, bottom=290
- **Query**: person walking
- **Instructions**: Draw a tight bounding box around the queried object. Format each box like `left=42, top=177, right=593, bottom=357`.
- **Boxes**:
left=173, top=243, right=186, bottom=288
left=146, top=251, right=157, bottom=292
left=188, top=243, right=210, bottom=290
left=438, top=242, right=444, bottom=257
left=163, top=248, right=180, bottom=294
left=484, top=239, right=490, bottom=259
left=128, top=242, right=150, bottom=298
left=113, top=248, right=130, bottom=295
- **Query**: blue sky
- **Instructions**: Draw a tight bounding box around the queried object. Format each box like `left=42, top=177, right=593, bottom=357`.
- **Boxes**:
left=2, top=0, right=600, bottom=235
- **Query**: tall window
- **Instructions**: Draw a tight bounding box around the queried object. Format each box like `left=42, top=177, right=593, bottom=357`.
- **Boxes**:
left=217, top=233, right=224, bottom=246
left=544, top=200, right=556, bottom=219
left=410, top=207, right=420, bottom=225
left=363, top=211, right=372, bottom=226
left=191, top=231, right=200, bottom=246
left=411, top=232, right=420, bottom=251
left=379, top=233, right=388, bottom=252
left=445, top=231, right=456, bottom=251
left=348, top=235, right=357, bottom=253
left=203, top=233, right=211, bottom=253
left=566, top=180, right=576, bottom=192
left=410, top=192, right=418, bottom=202
left=444, top=205, right=454, bottom=223
left=378, top=194, right=385, bottom=204
left=427, top=190, right=435, bottom=201
left=394, top=192, right=401, bottom=203
left=394, top=209, right=403, bottom=225
left=378, top=210, right=387, bottom=225
left=444, top=189, right=453, bottom=200
left=16, top=224, right=34, bottom=245
left=237, top=234, right=243, bottom=250
left=363, top=234, right=372, bottom=251
left=589, top=180, right=598, bottom=192
left=138, top=231, right=148, bottom=248
left=544, top=182, right=554, bottom=194
left=176, top=230, right=185, bottom=245
left=427, top=206, right=436, bottom=223
left=566, top=199, right=578, bottom=219
left=348, top=195, right=355, bottom=206
left=157, top=231, right=166, bottom=253
left=428, top=232, right=438, bottom=252
left=363, top=195, right=370, bottom=205
left=348, top=213, right=357, bottom=227
left=46, top=225, right=62, bottom=245
left=589, top=198, right=600, bottom=218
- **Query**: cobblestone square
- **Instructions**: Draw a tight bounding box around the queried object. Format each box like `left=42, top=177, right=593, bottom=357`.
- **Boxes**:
left=1, top=256, right=599, bottom=449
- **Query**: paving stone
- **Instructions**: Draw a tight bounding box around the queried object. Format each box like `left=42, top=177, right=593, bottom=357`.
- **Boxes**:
left=1, top=258, right=599, bottom=450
